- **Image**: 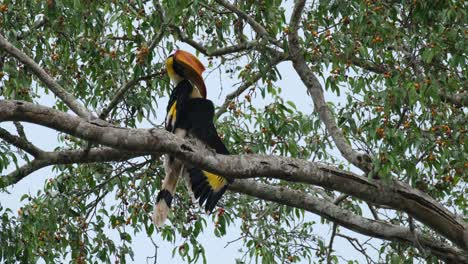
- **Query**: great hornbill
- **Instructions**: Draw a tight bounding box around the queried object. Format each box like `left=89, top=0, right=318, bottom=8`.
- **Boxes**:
left=152, top=50, right=232, bottom=227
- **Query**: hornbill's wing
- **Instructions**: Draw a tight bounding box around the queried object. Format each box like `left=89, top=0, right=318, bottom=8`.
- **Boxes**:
left=165, top=80, right=193, bottom=132
left=184, top=98, right=232, bottom=212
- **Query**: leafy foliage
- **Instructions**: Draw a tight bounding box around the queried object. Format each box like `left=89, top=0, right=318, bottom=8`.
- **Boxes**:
left=0, top=0, right=466, bottom=263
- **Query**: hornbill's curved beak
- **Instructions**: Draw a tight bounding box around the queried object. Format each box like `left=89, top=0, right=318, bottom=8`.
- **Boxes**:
left=166, top=50, right=207, bottom=98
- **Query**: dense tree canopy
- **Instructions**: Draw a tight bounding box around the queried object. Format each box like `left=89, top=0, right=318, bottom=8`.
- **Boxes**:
left=0, top=0, right=466, bottom=263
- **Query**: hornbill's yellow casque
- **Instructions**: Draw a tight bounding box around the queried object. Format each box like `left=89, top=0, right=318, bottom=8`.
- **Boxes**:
left=152, top=50, right=232, bottom=227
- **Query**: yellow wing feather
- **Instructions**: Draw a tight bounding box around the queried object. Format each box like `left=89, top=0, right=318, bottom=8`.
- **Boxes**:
left=202, top=171, right=228, bottom=192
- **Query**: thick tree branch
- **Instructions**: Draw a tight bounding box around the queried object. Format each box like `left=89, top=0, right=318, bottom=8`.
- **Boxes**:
left=287, top=1, right=372, bottom=173
left=1, top=146, right=142, bottom=187
left=0, top=100, right=466, bottom=250
left=229, top=180, right=468, bottom=263
left=2, top=159, right=51, bottom=187
left=0, top=34, right=92, bottom=119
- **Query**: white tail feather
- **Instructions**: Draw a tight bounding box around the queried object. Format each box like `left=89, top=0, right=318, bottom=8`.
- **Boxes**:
left=152, top=154, right=183, bottom=227
left=153, top=199, right=170, bottom=227
left=153, top=129, right=187, bottom=228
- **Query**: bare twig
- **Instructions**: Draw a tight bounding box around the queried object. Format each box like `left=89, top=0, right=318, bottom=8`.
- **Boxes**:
left=147, top=236, right=159, bottom=264
left=327, top=223, right=338, bottom=264
left=224, top=236, right=244, bottom=248
left=336, top=233, right=375, bottom=264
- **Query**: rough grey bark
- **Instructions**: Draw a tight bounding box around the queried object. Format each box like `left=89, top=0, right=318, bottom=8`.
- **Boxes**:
left=1, top=100, right=466, bottom=252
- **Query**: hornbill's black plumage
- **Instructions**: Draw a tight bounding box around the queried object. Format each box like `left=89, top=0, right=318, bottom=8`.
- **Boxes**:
left=153, top=50, right=232, bottom=227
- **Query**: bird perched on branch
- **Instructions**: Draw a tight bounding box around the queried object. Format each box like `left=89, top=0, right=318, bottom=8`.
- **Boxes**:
left=152, top=50, right=232, bottom=227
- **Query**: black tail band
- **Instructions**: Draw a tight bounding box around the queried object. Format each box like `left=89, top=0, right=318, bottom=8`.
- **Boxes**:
left=156, top=189, right=173, bottom=208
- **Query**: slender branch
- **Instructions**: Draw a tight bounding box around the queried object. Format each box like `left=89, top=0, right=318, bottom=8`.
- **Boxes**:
left=327, top=223, right=338, bottom=264
left=13, top=121, right=26, bottom=139
left=229, top=180, right=468, bottom=263
left=99, top=29, right=166, bottom=120
left=336, top=53, right=468, bottom=107
left=215, top=0, right=282, bottom=47
left=336, top=234, right=375, bottom=264
left=215, top=0, right=268, bottom=37
left=172, top=25, right=288, bottom=120
left=214, top=52, right=288, bottom=120
left=147, top=236, right=159, bottom=264
left=99, top=71, right=165, bottom=119
left=0, top=34, right=92, bottom=119
left=0, top=127, right=43, bottom=157
left=287, top=1, right=372, bottom=173
left=327, top=193, right=350, bottom=262
left=173, top=26, right=258, bottom=57
left=368, top=203, right=380, bottom=220
left=0, top=100, right=467, bottom=250
left=147, top=28, right=165, bottom=53
left=99, top=1, right=168, bottom=120
left=16, top=18, right=47, bottom=40
left=333, top=194, right=349, bottom=205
